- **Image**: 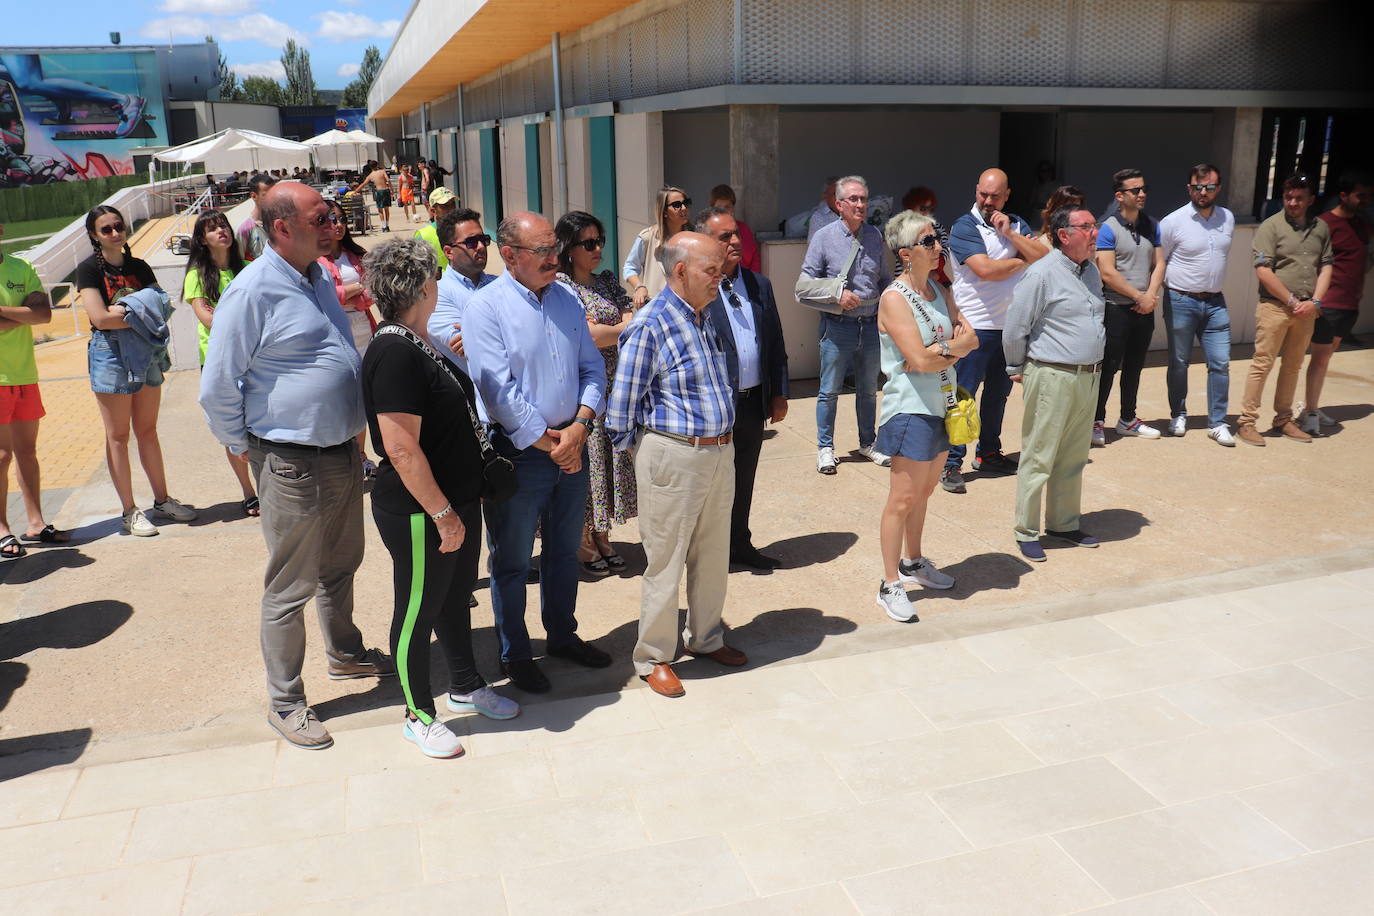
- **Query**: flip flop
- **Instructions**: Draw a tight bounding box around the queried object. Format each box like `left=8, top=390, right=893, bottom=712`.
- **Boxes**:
left=1, top=534, right=27, bottom=559
left=20, top=524, right=71, bottom=545
left=242, top=496, right=261, bottom=517
left=600, top=551, right=626, bottom=570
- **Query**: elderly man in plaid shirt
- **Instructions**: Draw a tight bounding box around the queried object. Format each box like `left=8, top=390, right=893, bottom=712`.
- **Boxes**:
left=608, top=231, right=749, bottom=698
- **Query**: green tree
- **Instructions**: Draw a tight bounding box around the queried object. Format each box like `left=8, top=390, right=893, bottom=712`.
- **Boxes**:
left=280, top=39, right=318, bottom=106
left=340, top=45, right=382, bottom=109
left=240, top=75, right=285, bottom=106
left=216, top=49, right=240, bottom=101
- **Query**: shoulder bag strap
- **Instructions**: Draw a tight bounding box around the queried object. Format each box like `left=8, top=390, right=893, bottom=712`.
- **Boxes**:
left=891, top=280, right=958, bottom=412
left=373, top=324, right=499, bottom=460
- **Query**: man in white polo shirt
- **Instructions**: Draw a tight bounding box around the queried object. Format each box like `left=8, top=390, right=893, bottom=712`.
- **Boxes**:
left=941, top=167, right=1045, bottom=493
left=1159, top=162, right=1237, bottom=446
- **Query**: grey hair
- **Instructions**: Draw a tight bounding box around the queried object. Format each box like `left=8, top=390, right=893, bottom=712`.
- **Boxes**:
left=884, top=210, right=935, bottom=256
left=835, top=175, right=868, bottom=198
left=362, top=237, right=438, bottom=321
left=659, top=237, right=692, bottom=276
left=694, top=205, right=734, bottom=233
left=258, top=193, right=298, bottom=242
left=1046, top=205, right=1085, bottom=249
left=496, top=211, right=546, bottom=249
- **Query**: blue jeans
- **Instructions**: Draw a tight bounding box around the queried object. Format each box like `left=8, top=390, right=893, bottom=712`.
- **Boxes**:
left=482, top=442, right=588, bottom=662
left=815, top=313, right=879, bottom=450
left=945, top=328, right=1013, bottom=470
left=1164, top=290, right=1231, bottom=427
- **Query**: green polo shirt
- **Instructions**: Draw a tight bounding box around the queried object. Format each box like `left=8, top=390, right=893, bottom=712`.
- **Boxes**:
left=1252, top=210, right=1332, bottom=304
left=414, top=223, right=449, bottom=272
left=0, top=254, right=43, bottom=386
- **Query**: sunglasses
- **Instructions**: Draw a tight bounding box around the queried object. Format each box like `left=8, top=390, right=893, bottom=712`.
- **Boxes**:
left=454, top=233, right=492, bottom=250
left=308, top=212, right=342, bottom=227
left=666, top=198, right=692, bottom=210
left=510, top=244, right=558, bottom=259
left=97, top=223, right=126, bottom=236
left=910, top=234, right=939, bottom=250
left=572, top=236, right=606, bottom=252
left=1189, top=183, right=1219, bottom=192
left=1120, top=186, right=1148, bottom=195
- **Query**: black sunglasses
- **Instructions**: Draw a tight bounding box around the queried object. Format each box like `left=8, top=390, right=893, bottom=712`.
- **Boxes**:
left=453, top=233, right=492, bottom=250
left=97, top=222, right=126, bottom=235
left=666, top=198, right=692, bottom=210
left=572, top=236, right=606, bottom=252
left=911, top=234, right=939, bottom=250
left=1120, top=186, right=1148, bottom=195
left=1189, top=183, right=1219, bottom=192
left=307, top=211, right=341, bottom=227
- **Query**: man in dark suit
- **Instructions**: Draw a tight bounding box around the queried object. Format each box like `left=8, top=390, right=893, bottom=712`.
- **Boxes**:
left=698, top=206, right=790, bottom=571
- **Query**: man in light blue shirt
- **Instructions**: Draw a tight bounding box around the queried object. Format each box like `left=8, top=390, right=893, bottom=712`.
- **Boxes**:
left=426, top=207, right=495, bottom=375
left=200, top=182, right=392, bottom=751
left=463, top=211, right=608, bottom=693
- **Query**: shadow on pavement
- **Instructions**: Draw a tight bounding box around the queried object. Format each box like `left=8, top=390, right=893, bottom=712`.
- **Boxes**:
left=1078, top=507, right=1150, bottom=543
left=0, top=660, right=27, bottom=711
left=186, top=500, right=258, bottom=527
left=936, top=551, right=1036, bottom=598
left=768, top=530, right=859, bottom=569
left=0, top=545, right=94, bottom=585
left=63, top=516, right=124, bottom=545
left=0, top=599, right=133, bottom=662
left=0, top=728, right=92, bottom=782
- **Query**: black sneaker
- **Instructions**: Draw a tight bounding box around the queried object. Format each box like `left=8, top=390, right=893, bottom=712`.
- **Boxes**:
left=973, top=451, right=1018, bottom=475
left=940, top=467, right=966, bottom=493
left=501, top=658, right=551, bottom=693
left=546, top=636, right=612, bottom=669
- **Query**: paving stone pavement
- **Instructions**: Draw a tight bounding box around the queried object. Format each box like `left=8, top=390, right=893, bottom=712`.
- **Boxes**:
left=0, top=566, right=1370, bottom=914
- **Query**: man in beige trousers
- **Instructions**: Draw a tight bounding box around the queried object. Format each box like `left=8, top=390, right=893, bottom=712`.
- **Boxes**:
left=606, top=233, right=748, bottom=698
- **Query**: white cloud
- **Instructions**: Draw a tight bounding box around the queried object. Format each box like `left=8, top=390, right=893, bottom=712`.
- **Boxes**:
left=315, top=11, right=400, bottom=42
left=338, top=0, right=363, bottom=6
left=140, top=13, right=306, bottom=47
left=160, top=0, right=257, bottom=13
left=337, top=62, right=360, bottom=78
left=231, top=60, right=286, bottom=80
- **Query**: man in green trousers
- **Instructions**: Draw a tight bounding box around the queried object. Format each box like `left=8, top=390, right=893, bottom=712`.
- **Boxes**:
left=1004, top=205, right=1107, bottom=563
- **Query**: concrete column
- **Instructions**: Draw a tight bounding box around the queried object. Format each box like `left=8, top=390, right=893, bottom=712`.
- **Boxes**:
left=613, top=111, right=664, bottom=269
left=1212, top=106, right=1262, bottom=220
left=729, top=104, right=780, bottom=230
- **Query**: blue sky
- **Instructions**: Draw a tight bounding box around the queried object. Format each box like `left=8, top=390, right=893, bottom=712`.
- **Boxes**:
left=6, top=0, right=409, bottom=90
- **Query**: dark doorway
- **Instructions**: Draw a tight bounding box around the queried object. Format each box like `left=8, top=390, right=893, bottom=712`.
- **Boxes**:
left=1000, top=112, right=1059, bottom=225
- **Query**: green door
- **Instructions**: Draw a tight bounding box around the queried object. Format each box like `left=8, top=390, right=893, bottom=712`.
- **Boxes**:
left=589, top=116, right=617, bottom=272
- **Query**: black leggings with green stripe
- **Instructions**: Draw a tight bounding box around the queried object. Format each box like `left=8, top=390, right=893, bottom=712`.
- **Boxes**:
left=372, top=500, right=485, bottom=723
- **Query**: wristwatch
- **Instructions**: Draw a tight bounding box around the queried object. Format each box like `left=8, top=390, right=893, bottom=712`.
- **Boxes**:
left=572, top=416, right=594, bottom=432
left=1311, top=299, right=1322, bottom=308
left=938, top=339, right=951, bottom=358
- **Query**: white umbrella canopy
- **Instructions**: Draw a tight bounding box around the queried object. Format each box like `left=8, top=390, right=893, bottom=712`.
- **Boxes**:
left=156, top=128, right=313, bottom=174
left=304, top=128, right=381, bottom=171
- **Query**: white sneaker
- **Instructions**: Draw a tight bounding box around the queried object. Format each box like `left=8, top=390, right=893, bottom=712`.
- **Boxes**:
left=403, top=716, right=465, bottom=759
left=1208, top=424, right=1236, bottom=447
left=876, top=580, right=917, bottom=622
left=817, top=446, right=838, bottom=475
left=448, top=685, right=521, bottom=720
left=1169, top=415, right=1187, bottom=437
left=898, top=556, right=955, bottom=590
left=122, top=508, right=159, bottom=537
left=1314, top=407, right=1336, bottom=427
left=858, top=444, right=892, bottom=467
left=1091, top=421, right=1106, bottom=447
left=152, top=497, right=198, bottom=521
left=1116, top=418, right=1161, bottom=439
left=1300, top=411, right=1322, bottom=437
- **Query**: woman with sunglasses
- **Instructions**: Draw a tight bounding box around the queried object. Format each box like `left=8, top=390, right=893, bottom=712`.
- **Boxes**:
left=556, top=211, right=637, bottom=577
left=183, top=208, right=257, bottom=516
left=873, top=210, right=977, bottom=623
left=318, top=199, right=377, bottom=353
left=77, top=205, right=197, bottom=536
left=622, top=186, right=691, bottom=308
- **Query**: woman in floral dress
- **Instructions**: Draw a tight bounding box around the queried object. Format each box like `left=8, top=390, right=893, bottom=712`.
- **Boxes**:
left=555, top=211, right=637, bottom=576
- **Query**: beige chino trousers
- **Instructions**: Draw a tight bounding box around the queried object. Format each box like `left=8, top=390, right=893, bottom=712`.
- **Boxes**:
left=632, top=432, right=735, bottom=677
left=1014, top=361, right=1100, bottom=542
left=1240, top=299, right=1315, bottom=429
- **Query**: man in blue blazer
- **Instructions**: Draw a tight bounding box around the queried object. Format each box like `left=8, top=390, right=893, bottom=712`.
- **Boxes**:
left=699, top=206, right=790, bottom=570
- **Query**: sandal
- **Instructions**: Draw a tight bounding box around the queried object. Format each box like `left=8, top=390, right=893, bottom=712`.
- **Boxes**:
left=242, top=496, right=261, bottom=517
left=0, top=534, right=26, bottom=559
left=20, top=524, right=70, bottom=545
left=580, top=557, right=612, bottom=578
left=600, top=550, right=626, bottom=570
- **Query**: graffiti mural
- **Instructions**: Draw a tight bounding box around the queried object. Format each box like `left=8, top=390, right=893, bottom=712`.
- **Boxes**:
left=0, top=50, right=167, bottom=187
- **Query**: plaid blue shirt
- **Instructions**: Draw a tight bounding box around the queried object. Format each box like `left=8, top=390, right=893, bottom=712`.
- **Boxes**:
left=607, top=287, right=736, bottom=450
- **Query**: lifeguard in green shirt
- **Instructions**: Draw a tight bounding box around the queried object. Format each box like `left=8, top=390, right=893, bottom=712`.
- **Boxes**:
left=416, top=186, right=458, bottom=274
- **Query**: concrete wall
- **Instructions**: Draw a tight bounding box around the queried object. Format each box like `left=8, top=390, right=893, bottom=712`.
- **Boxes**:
left=1058, top=110, right=1214, bottom=220
left=777, top=109, right=1002, bottom=234
left=169, top=101, right=281, bottom=141
left=663, top=110, right=730, bottom=214
left=462, top=129, right=484, bottom=222
left=499, top=122, right=528, bottom=218
left=613, top=111, right=664, bottom=276
left=564, top=118, right=592, bottom=214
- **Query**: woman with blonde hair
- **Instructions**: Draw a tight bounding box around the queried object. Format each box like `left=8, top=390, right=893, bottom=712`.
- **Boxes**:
left=622, top=185, right=691, bottom=307
left=873, top=209, right=978, bottom=623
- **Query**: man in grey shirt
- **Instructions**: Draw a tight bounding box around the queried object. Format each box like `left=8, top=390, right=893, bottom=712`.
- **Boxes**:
left=795, top=175, right=893, bottom=474
left=1004, top=205, right=1106, bottom=563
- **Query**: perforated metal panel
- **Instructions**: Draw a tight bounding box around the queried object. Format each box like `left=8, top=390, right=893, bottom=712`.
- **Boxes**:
left=742, top=0, right=851, bottom=84
left=630, top=16, right=659, bottom=96
left=610, top=29, right=634, bottom=98
left=1076, top=0, right=1170, bottom=88
left=1169, top=1, right=1262, bottom=89
left=856, top=0, right=965, bottom=85
left=972, top=0, right=1072, bottom=86
left=687, top=0, right=732, bottom=87
left=654, top=5, right=692, bottom=93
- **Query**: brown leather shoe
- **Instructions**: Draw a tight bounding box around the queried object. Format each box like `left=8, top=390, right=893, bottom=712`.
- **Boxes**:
left=1274, top=420, right=1312, bottom=442
left=1237, top=425, right=1266, bottom=447
left=642, top=663, right=685, bottom=698
left=686, top=644, right=749, bottom=667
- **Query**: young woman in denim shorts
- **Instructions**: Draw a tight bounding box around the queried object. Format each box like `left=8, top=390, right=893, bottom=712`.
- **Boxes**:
left=76, top=205, right=197, bottom=536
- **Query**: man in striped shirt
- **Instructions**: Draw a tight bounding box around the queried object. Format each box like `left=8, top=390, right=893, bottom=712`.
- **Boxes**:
left=608, top=232, right=747, bottom=698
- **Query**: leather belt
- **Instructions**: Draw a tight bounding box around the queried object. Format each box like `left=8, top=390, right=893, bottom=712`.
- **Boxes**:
left=1169, top=288, right=1223, bottom=299
left=1030, top=359, right=1102, bottom=374
left=737, top=385, right=761, bottom=400
left=247, top=433, right=354, bottom=454
left=645, top=427, right=733, bottom=447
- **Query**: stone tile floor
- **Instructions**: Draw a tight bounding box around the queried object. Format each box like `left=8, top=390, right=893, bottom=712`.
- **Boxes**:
left=1, top=566, right=1369, bottom=915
